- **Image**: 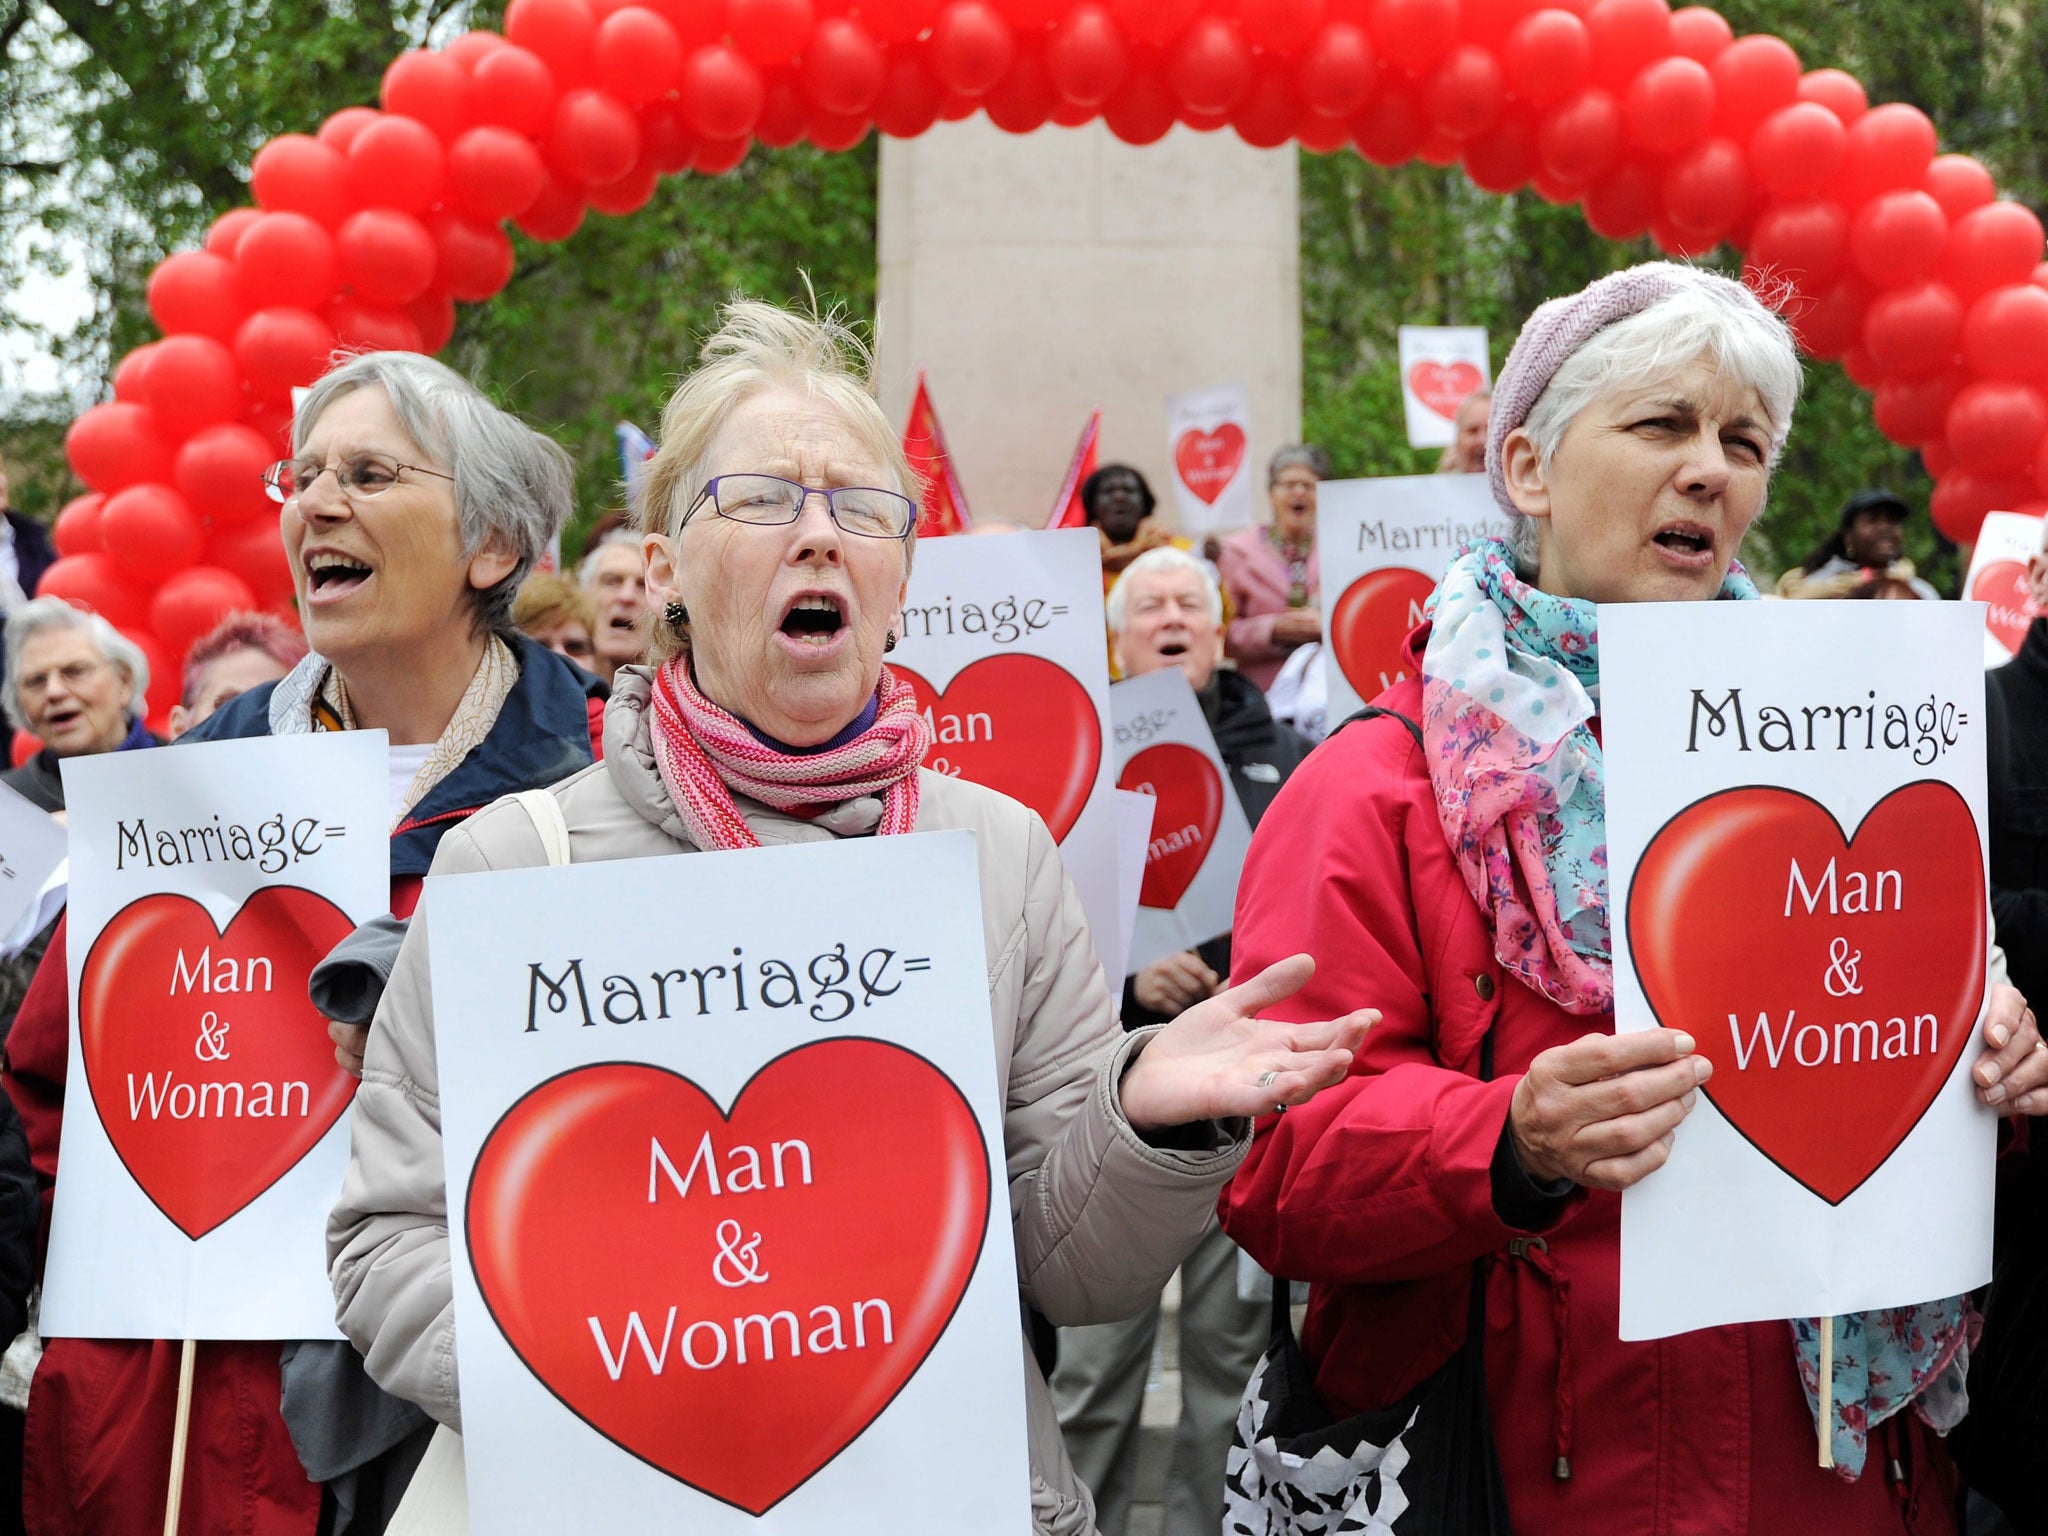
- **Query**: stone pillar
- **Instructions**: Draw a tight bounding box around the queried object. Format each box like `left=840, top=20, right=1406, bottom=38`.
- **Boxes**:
left=875, top=118, right=1301, bottom=532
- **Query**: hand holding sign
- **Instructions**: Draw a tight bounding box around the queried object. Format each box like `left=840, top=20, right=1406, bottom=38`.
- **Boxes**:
left=1510, top=1029, right=1712, bottom=1192
left=1973, top=985, right=2048, bottom=1112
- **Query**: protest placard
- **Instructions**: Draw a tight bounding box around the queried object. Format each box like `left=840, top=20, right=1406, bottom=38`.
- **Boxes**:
left=0, top=780, right=68, bottom=941
left=42, top=733, right=388, bottom=1340
left=1165, top=384, right=1253, bottom=536
left=1317, top=475, right=1509, bottom=724
left=892, top=528, right=1118, bottom=966
left=1111, top=668, right=1254, bottom=974
left=1396, top=326, right=1490, bottom=449
left=1111, top=789, right=1155, bottom=981
left=1603, top=602, right=1993, bottom=1340
left=429, top=831, right=1030, bottom=1534
left=1963, top=509, right=2043, bottom=666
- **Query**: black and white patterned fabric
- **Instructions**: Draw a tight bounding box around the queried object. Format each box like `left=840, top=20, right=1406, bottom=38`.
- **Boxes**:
left=1225, top=1352, right=1418, bottom=1536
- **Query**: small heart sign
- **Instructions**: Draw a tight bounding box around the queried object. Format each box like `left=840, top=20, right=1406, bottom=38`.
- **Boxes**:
left=1117, top=744, right=1223, bottom=909
left=1328, top=568, right=1436, bottom=701
left=1173, top=424, right=1247, bottom=505
left=1970, top=559, right=2037, bottom=655
left=1628, top=782, right=1985, bottom=1206
left=79, top=886, right=357, bottom=1239
left=896, top=656, right=1101, bottom=842
left=466, top=1041, right=990, bottom=1516
left=1407, top=360, right=1485, bottom=421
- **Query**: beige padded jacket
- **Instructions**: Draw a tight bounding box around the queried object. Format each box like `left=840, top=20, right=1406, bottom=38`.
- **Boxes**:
left=327, top=669, right=1249, bottom=1535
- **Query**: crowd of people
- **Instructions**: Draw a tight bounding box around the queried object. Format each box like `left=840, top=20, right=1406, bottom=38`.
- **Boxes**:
left=0, top=256, right=2030, bottom=1536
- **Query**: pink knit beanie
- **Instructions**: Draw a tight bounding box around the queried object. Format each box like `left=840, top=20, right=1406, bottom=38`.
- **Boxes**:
left=1484, top=261, right=1766, bottom=519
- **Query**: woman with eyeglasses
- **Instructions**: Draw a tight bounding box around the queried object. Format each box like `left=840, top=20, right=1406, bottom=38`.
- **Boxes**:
left=326, top=301, right=1374, bottom=1536
left=0, top=351, right=607, bottom=1536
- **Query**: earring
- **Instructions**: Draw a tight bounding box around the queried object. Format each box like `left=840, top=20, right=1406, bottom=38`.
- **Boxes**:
left=883, top=632, right=898, bottom=653
left=664, top=600, right=689, bottom=631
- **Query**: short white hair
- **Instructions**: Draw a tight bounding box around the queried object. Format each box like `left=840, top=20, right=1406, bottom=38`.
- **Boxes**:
left=3, top=596, right=150, bottom=731
left=577, top=528, right=642, bottom=589
left=1106, top=546, right=1224, bottom=632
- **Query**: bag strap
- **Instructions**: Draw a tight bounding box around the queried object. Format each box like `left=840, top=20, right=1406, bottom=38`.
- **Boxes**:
left=1329, top=703, right=1426, bottom=753
left=509, top=789, right=571, bottom=867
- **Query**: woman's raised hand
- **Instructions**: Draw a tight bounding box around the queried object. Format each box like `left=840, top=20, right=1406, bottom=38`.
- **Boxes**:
left=1116, top=954, right=1375, bottom=1132
left=1509, top=1029, right=1709, bottom=1191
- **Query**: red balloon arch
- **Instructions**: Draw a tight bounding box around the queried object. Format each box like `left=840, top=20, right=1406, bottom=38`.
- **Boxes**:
left=49, top=0, right=2048, bottom=736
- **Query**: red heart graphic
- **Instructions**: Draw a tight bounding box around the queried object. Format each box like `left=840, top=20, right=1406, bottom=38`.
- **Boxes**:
left=1173, top=424, right=1247, bottom=505
left=79, top=886, right=358, bottom=1239
left=1328, top=568, right=1436, bottom=701
left=1970, top=559, right=2038, bottom=654
left=1628, top=783, right=1985, bottom=1206
left=896, top=656, right=1101, bottom=841
left=465, top=1041, right=990, bottom=1516
left=1117, top=744, right=1224, bottom=909
left=1408, top=359, right=1485, bottom=420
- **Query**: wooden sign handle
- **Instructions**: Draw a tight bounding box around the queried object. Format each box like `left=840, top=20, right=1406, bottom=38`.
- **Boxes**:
left=163, top=1337, right=196, bottom=1536
left=1817, top=1315, right=1835, bottom=1470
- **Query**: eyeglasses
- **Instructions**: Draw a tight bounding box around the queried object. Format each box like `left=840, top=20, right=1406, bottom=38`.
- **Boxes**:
left=263, top=453, right=454, bottom=504
left=19, top=659, right=105, bottom=696
left=684, top=474, right=917, bottom=541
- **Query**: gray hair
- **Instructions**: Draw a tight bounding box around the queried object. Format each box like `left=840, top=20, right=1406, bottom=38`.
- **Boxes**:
left=577, top=528, right=642, bottom=588
left=1268, top=444, right=1332, bottom=487
left=1106, top=546, right=1224, bottom=632
left=292, top=352, right=575, bottom=636
left=3, top=596, right=150, bottom=731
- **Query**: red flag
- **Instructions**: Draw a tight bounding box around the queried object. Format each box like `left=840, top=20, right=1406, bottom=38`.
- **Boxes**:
left=903, top=369, right=973, bottom=537
left=1045, top=407, right=1101, bottom=529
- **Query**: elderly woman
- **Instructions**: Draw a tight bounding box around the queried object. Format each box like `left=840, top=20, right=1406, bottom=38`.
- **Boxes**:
left=166, top=610, right=308, bottom=739
left=2, top=351, right=605, bottom=1536
left=511, top=571, right=601, bottom=674
left=326, top=302, right=1372, bottom=1536
left=1218, top=264, right=2045, bottom=1536
left=1436, top=385, right=1492, bottom=474
left=0, top=597, right=158, bottom=811
left=1216, top=445, right=1326, bottom=692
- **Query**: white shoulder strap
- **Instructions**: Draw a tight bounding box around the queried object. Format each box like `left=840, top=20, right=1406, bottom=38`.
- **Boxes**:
left=508, top=789, right=571, bottom=867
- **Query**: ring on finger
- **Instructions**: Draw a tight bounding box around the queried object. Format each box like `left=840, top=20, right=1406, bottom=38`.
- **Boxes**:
left=1257, top=1070, right=1278, bottom=1089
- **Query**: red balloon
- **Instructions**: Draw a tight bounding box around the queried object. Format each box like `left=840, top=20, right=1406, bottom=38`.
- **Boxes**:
left=250, top=135, right=351, bottom=227
left=642, top=100, right=702, bottom=168
left=1837, top=101, right=1937, bottom=207
left=729, top=0, right=815, bottom=66
left=1962, top=284, right=2048, bottom=382
left=1417, top=127, right=1464, bottom=167
left=549, top=88, right=641, bottom=183
left=205, top=209, right=264, bottom=259
left=863, top=0, right=942, bottom=43
left=1708, top=33, right=1796, bottom=138
left=685, top=45, right=768, bottom=136
left=588, top=154, right=663, bottom=212
left=1661, top=136, right=1745, bottom=239
left=1169, top=17, right=1251, bottom=115
left=1930, top=471, right=2037, bottom=544
left=1423, top=45, right=1504, bottom=140
left=1744, top=200, right=1848, bottom=296
left=877, top=52, right=947, bottom=137
left=234, top=308, right=337, bottom=403
left=445, top=31, right=509, bottom=69
left=235, top=213, right=340, bottom=312
left=473, top=45, right=561, bottom=135
left=803, top=17, right=886, bottom=113
left=209, top=517, right=297, bottom=603
left=1948, top=382, right=2048, bottom=475
left=1848, top=190, right=1946, bottom=288
left=242, top=402, right=294, bottom=456
left=1746, top=101, right=1843, bottom=200
left=101, top=484, right=204, bottom=584
left=140, top=335, right=245, bottom=439
left=1790, top=278, right=1870, bottom=361
left=173, top=424, right=275, bottom=525
left=316, top=107, right=383, bottom=154
left=426, top=212, right=517, bottom=302
left=147, top=252, right=245, bottom=343
left=51, top=494, right=105, bottom=558
left=931, top=2, right=1014, bottom=95
left=1923, top=154, right=1995, bottom=222
left=1872, top=370, right=1962, bottom=448
left=515, top=170, right=590, bottom=240
left=1583, top=160, right=1659, bottom=240
left=812, top=108, right=876, bottom=149
left=692, top=135, right=755, bottom=175
left=1463, top=110, right=1539, bottom=193
left=1108, top=0, right=1199, bottom=47
left=37, top=554, right=149, bottom=629
left=9, top=732, right=37, bottom=769
left=1503, top=10, right=1590, bottom=110
left=1537, top=87, right=1622, bottom=186
left=998, top=0, right=1065, bottom=30
left=1298, top=109, right=1352, bottom=152
left=1102, top=55, right=1177, bottom=144
left=1921, top=439, right=1956, bottom=480
left=1048, top=5, right=1128, bottom=107
left=1294, top=22, right=1374, bottom=117
left=593, top=8, right=686, bottom=103
left=407, top=292, right=458, bottom=354
left=507, top=0, right=598, bottom=85
left=755, top=80, right=810, bottom=146
left=68, top=403, right=174, bottom=496
left=1795, top=67, right=1864, bottom=126
left=1369, top=0, right=1455, bottom=74
left=1861, top=282, right=1961, bottom=379
left=382, top=50, right=478, bottom=139
left=117, top=627, right=178, bottom=727
left=323, top=300, right=426, bottom=354
left=1623, top=56, right=1713, bottom=154
left=346, top=116, right=447, bottom=214
left=151, top=567, right=262, bottom=659
left=1940, top=202, right=2047, bottom=303
left=1230, top=60, right=1303, bottom=148
left=1667, top=6, right=1731, bottom=62
left=112, top=344, right=157, bottom=404
left=447, top=127, right=548, bottom=222
left=1243, top=0, right=1327, bottom=57
left=337, top=209, right=439, bottom=307
left=1585, top=0, right=1670, bottom=90
left=982, top=45, right=1055, bottom=132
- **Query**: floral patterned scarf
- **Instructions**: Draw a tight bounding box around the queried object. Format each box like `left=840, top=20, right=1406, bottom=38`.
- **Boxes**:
left=1421, top=535, right=1973, bottom=1479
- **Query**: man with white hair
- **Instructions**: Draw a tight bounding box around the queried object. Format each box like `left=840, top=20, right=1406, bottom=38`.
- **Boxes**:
left=0, top=596, right=157, bottom=812
left=577, top=527, right=650, bottom=685
left=1054, top=544, right=1315, bottom=1536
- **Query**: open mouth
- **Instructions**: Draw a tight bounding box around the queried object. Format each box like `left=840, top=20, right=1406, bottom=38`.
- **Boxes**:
left=779, top=593, right=846, bottom=646
left=305, top=550, right=373, bottom=597
left=1157, top=641, right=1189, bottom=657
left=1653, top=523, right=1715, bottom=562
left=41, top=706, right=81, bottom=736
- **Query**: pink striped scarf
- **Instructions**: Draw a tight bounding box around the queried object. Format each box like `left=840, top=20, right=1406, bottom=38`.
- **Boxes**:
left=646, top=656, right=932, bottom=852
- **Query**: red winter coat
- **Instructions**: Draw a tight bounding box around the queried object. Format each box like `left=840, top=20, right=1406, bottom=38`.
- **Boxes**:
left=1217, top=648, right=1958, bottom=1536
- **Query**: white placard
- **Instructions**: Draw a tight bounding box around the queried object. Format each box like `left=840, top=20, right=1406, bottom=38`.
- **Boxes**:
left=1604, top=602, right=1994, bottom=1340
left=1164, top=384, right=1253, bottom=536
left=1396, top=325, right=1490, bottom=449
left=0, top=781, right=68, bottom=940
left=1964, top=510, right=2043, bottom=667
left=892, top=528, right=1118, bottom=970
left=1317, top=476, right=1509, bottom=724
left=428, top=833, right=1031, bottom=1535
left=1110, top=669, right=1254, bottom=974
left=1111, top=789, right=1156, bottom=983
left=43, top=733, right=389, bottom=1339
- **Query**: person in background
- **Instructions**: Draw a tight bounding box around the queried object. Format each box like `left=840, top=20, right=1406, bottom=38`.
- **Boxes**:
left=578, top=527, right=650, bottom=685
left=1218, top=446, right=1326, bottom=692
left=0, top=457, right=59, bottom=626
left=1436, top=387, right=1493, bottom=474
left=1844, top=575, right=1926, bottom=601
left=166, top=612, right=308, bottom=740
left=511, top=572, right=601, bottom=676
left=0, top=599, right=156, bottom=813
left=1054, top=545, right=1314, bottom=1536
left=1083, top=464, right=1220, bottom=678
left=1987, top=515, right=2048, bottom=1034
left=1776, top=489, right=1942, bottom=600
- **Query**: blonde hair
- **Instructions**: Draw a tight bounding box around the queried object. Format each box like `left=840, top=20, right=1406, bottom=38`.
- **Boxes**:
left=511, top=572, right=597, bottom=637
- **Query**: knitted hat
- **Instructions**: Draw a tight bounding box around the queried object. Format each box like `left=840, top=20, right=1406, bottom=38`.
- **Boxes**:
left=1484, top=262, right=1762, bottom=519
